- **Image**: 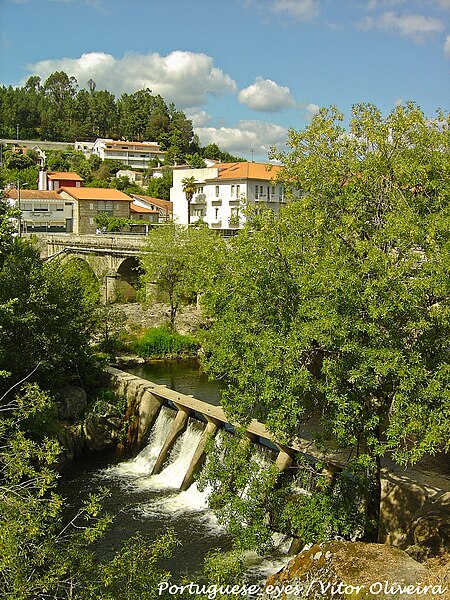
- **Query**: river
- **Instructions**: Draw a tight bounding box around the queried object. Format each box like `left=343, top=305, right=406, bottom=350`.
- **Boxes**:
left=59, top=361, right=288, bottom=583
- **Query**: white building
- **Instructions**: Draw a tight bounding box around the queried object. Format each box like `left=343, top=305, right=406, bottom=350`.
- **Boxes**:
left=91, top=139, right=165, bottom=170
left=171, top=162, right=285, bottom=231
left=6, top=189, right=74, bottom=233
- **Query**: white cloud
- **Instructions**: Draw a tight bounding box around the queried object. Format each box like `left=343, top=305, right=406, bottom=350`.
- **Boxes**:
left=444, top=34, right=450, bottom=56
left=366, top=0, right=405, bottom=9
left=196, top=120, right=288, bottom=160
left=435, top=0, right=450, bottom=10
left=238, top=77, right=297, bottom=112
left=270, top=0, right=320, bottom=21
left=24, top=50, right=237, bottom=109
left=359, top=11, right=444, bottom=42
left=186, top=110, right=213, bottom=127
left=302, top=102, right=320, bottom=120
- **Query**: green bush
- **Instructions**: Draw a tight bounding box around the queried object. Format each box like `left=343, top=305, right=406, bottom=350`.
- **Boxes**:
left=132, top=326, right=199, bottom=358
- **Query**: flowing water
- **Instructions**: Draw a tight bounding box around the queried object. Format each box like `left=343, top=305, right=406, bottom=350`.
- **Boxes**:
left=59, top=404, right=289, bottom=583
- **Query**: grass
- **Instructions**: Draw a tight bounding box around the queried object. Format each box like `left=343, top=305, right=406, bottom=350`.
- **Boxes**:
left=132, top=326, right=199, bottom=359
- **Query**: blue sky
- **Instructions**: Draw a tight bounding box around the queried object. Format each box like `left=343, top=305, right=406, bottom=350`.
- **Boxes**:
left=0, top=0, right=449, bottom=161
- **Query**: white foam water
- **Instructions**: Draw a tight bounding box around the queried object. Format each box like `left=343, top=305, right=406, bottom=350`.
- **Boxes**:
left=98, top=406, right=175, bottom=484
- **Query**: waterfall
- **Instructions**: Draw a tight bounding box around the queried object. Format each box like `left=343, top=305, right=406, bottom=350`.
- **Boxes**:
left=99, top=406, right=175, bottom=484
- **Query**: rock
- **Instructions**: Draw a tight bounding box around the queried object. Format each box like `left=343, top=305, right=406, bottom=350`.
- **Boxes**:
left=406, top=494, right=450, bottom=560
left=58, top=385, right=87, bottom=421
left=114, top=354, right=145, bottom=367
left=83, top=403, right=122, bottom=451
left=56, top=424, right=86, bottom=470
left=264, top=541, right=430, bottom=599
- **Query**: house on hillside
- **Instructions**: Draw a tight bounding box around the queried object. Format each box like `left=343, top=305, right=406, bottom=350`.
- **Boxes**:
left=130, top=194, right=173, bottom=222
left=91, top=139, right=165, bottom=170
left=6, top=188, right=74, bottom=233
left=38, top=169, right=84, bottom=191
left=171, top=162, right=284, bottom=231
left=57, top=187, right=132, bottom=234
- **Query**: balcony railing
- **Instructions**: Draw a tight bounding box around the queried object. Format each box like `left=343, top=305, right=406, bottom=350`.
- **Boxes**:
left=254, top=194, right=284, bottom=203
left=191, top=194, right=207, bottom=205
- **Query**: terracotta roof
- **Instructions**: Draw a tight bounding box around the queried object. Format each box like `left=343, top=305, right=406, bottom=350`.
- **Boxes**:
left=6, top=189, right=62, bottom=200
left=58, top=187, right=132, bottom=201
left=130, top=202, right=158, bottom=214
left=132, top=195, right=173, bottom=211
left=214, top=162, right=281, bottom=181
left=48, top=171, right=84, bottom=181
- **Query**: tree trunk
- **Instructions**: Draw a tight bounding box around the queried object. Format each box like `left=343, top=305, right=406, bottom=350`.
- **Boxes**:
left=364, top=454, right=381, bottom=542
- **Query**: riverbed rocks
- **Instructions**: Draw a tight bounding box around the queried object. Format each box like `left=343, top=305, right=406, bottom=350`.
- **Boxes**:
left=120, top=302, right=203, bottom=336
left=57, top=385, right=87, bottom=421
left=264, top=541, right=431, bottom=600
left=56, top=402, right=123, bottom=468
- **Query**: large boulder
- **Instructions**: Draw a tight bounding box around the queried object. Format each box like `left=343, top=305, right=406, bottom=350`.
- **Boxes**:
left=83, top=403, right=122, bottom=451
left=58, top=385, right=87, bottom=421
left=264, top=541, right=432, bottom=599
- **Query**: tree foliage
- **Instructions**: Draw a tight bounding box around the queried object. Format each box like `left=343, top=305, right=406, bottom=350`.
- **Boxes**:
left=140, top=223, right=225, bottom=329
left=200, top=103, right=450, bottom=545
left=0, top=384, right=179, bottom=599
left=0, top=72, right=242, bottom=165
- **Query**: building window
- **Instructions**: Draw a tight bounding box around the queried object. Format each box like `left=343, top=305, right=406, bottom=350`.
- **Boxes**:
left=23, top=202, right=32, bottom=211
left=34, top=203, right=49, bottom=211
left=97, top=200, right=114, bottom=216
left=215, top=186, right=220, bottom=197
left=197, top=186, right=204, bottom=194
left=255, top=184, right=259, bottom=199
left=215, top=208, right=219, bottom=220
left=231, top=185, right=235, bottom=197
left=56, top=204, right=64, bottom=211
left=236, top=184, right=240, bottom=196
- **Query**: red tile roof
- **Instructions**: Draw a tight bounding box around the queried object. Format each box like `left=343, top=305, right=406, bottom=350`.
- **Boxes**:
left=58, top=187, right=132, bottom=201
left=6, top=189, right=62, bottom=200
left=47, top=171, right=84, bottom=181
left=132, top=195, right=173, bottom=211
left=210, top=162, right=281, bottom=181
left=130, top=202, right=158, bottom=214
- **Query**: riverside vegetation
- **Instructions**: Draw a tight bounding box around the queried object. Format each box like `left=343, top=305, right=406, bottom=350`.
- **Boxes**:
left=0, top=101, right=449, bottom=597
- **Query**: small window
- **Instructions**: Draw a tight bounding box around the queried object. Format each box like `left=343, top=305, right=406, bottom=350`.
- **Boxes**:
left=22, top=202, right=32, bottom=211
left=98, top=200, right=114, bottom=216
left=56, top=204, right=64, bottom=212
left=34, top=203, right=48, bottom=211
left=215, top=186, right=220, bottom=197
left=231, top=185, right=235, bottom=197
left=236, top=184, right=240, bottom=196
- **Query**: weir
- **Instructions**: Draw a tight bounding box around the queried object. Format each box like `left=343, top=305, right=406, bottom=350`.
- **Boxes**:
left=105, top=365, right=450, bottom=550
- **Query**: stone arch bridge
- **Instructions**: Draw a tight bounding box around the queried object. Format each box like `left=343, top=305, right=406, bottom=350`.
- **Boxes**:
left=39, top=233, right=147, bottom=301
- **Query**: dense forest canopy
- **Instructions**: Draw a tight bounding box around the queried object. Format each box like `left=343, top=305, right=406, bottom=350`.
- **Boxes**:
left=0, top=71, right=242, bottom=164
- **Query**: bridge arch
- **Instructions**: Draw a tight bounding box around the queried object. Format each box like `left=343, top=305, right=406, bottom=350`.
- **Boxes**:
left=59, top=256, right=101, bottom=303
left=114, top=256, right=144, bottom=302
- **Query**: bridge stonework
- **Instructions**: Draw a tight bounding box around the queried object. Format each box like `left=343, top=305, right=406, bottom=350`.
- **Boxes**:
left=41, top=233, right=147, bottom=301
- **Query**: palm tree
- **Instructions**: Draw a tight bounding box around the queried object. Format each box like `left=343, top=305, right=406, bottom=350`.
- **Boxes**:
left=181, top=176, right=196, bottom=225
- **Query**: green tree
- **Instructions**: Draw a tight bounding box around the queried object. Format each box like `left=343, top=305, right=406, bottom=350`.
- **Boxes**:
left=140, top=223, right=224, bottom=329
left=147, top=169, right=173, bottom=201
left=0, top=241, right=100, bottom=395
left=0, top=383, right=179, bottom=599
left=200, top=103, right=450, bottom=545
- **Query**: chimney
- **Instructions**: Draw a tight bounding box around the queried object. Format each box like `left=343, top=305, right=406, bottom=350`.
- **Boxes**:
left=38, top=168, right=48, bottom=191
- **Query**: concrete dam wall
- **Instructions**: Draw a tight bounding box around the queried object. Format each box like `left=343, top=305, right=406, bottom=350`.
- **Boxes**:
left=104, top=366, right=450, bottom=557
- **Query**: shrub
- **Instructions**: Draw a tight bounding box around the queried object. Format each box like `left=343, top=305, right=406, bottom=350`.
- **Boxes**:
left=132, top=326, right=199, bottom=358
